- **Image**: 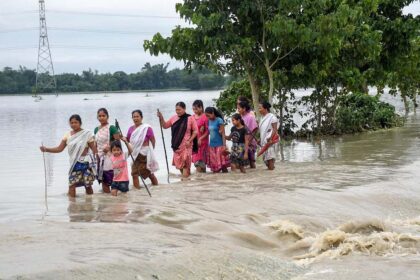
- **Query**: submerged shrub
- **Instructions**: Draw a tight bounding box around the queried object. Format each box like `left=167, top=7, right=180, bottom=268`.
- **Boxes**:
left=335, top=92, right=403, bottom=134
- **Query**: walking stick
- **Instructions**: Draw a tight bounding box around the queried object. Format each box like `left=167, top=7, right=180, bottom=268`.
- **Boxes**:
left=115, top=119, right=152, bottom=197
left=41, top=142, right=48, bottom=211
left=157, top=109, right=170, bottom=184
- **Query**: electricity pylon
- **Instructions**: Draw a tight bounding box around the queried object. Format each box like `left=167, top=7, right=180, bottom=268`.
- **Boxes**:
left=35, top=0, right=56, bottom=95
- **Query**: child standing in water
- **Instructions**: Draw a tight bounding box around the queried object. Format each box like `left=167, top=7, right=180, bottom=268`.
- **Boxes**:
left=205, top=107, right=230, bottom=173
left=110, top=139, right=132, bottom=196
left=226, top=114, right=249, bottom=173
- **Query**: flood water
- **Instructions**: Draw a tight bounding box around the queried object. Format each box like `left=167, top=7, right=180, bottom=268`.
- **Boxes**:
left=0, top=91, right=419, bottom=279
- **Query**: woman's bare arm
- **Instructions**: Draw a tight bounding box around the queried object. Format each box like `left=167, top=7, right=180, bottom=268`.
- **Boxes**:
left=40, top=140, right=66, bottom=153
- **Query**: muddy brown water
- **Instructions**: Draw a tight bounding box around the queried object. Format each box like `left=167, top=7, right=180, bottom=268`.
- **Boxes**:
left=0, top=91, right=419, bottom=279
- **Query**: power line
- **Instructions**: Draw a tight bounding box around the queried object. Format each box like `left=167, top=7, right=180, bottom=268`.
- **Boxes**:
left=0, top=10, right=180, bottom=19
left=0, top=45, right=143, bottom=51
left=0, top=27, right=168, bottom=35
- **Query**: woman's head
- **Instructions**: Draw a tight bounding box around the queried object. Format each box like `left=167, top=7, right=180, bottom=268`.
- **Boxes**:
left=231, top=113, right=245, bottom=127
left=132, top=110, right=143, bottom=125
left=205, top=107, right=223, bottom=121
left=237, top=96, right=249, bottom=107
left=97, top=108, right=109, bottom=125
left=69, top=114, right=82, bottom=130
left=175, top=102, right=186, bottom=117
left=110, top=140, right=123, bottom=156
left=192, top=100, right=204, bottom=115
left=258, top=101, right=272, bottom=115
left=237, top=101, right=251, bottom=115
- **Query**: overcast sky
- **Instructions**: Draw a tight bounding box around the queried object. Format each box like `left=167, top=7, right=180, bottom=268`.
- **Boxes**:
left=0, top=0, right=419, bottom=74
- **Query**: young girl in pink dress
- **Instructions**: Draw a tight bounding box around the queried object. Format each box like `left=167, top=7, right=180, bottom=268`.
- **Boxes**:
left=192, top=100, right=209, bottom=173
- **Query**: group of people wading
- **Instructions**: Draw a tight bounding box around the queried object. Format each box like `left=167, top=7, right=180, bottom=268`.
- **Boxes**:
left=39, top=96, right=279, bottom=197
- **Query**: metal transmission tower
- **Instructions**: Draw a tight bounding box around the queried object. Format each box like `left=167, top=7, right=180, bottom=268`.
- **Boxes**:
left=36, top=0, right=56, bottom=94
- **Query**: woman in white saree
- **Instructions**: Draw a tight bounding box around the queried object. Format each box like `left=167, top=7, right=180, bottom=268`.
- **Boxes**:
left=127, top=110, right=159, bottom=188
left=40, top=115, right=99, bottom=197
left=258, top=101, right=279, bottom=170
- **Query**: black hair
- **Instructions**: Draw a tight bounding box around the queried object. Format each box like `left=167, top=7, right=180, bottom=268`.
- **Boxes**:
left=232, top=113, right=245, bottom=126
left=132, top=109, right=143, bottom=118
left=192, top=100, right=204, bottom=109
left=238, top=101, right=251, bottom=112
left=110, top=140, right=123, bottom=151
left=176, top=102, right=186, bottom=109
left=237, top=96, right=249, bottom=103
left=259, top=101, right=272, bottom=112
left=205, top=107, right=224, bottom=121
left=69, top=114, right=82, bottom=125
left=97, top=108, right=109, bottom=118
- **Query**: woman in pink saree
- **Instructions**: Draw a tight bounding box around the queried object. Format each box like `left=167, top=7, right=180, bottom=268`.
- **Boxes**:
left=192, top=100, right=209, bottom=173
left=157, top=102, right=198, bottom=180
left=238, top=101, right=259, bottom=168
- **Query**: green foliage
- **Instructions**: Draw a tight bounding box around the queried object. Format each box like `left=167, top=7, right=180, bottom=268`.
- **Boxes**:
left=215, top=80, right=252, bottom=117
left=335, top=93, right=403, bottom=134
left=0, top=64, right=228, bottom=94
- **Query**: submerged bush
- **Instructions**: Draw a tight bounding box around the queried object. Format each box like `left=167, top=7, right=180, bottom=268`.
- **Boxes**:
left=335, top=93, right=403, bottom=134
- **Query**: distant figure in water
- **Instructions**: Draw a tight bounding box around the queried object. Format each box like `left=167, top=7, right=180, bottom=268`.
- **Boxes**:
left=40, top=114, right=98, bottom=197
left=226, top=113, right=249, bottom=173
left=205, top=107, right=230, bottom=173
left=192, top=100, right=209, bottom=173
left=238, top=100, right=259, bottom=168
left=157, top=102, right=198, bottom=180
left=94, top=108, right=120, bottom=194
left=109, top=140, right=132, bottom=196
left=127, top=110, right=159, bottom=188
left=258, top=101, right=279, bottom=170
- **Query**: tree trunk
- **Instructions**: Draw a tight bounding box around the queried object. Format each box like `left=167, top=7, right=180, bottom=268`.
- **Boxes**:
left=402, top=94, right=410, bottom=116
left=247, top=71, right=261, bottom=116
left=264, top=60, right=274, bottom=103
left=316, top=89, right=322, bottom=134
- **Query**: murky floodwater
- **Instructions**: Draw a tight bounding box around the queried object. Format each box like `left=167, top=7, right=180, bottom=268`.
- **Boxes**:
left=0, top=91, right=419, bottom=279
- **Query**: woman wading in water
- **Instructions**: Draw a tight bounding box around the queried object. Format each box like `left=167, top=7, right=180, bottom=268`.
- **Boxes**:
left=127, top=110, right=159, bottom=188
left=258, top=101, right=279, bottom=170
left=94, top=108, right=120, bottom=193
left=205, top=107, right=230, bottom=173
left=40, top=115, right=98, bottom=197
left=157, top=102, right=198, bottom=180
left=238, top=101, right=259, bottom=168
left=192, top=100, right=209, bottom=173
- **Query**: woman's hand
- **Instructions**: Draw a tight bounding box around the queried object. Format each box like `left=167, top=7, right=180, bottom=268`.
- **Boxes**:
left=186, top=139, right=191, bottom=148
left=244, top=152, right=248, bottom=161
left=103, top=144, right=110, bottom=153
left=197, top=138, right=202, bottom=146
left=121, top=137, right=128, bottom=143
left=40, top=146, right=47, bottom=153
left=157, top=111, right=163, bottom=119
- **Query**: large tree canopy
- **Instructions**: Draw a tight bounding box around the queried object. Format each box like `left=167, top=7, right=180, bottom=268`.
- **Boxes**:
left=144, top=0, right=419, bottom=134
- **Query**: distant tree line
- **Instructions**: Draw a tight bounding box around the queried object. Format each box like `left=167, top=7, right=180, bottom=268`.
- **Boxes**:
left=0, top=63, right=230, bottom=94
